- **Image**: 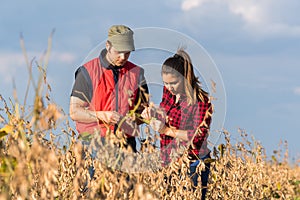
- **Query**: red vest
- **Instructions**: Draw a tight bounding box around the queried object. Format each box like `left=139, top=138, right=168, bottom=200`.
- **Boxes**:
left=75, top=57, right=141, bottom=137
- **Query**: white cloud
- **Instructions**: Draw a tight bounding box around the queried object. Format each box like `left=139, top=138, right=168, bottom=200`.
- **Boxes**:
left=180, top=0, right=266, bottom=22
left=228, top=0, right=300, bottom=37
left=51, top=52, right=76, bottom=64
left=293, top=87, right=300, bottom=95
left=0, top=51, right=76, bottom=84
left=227, top=1, right=266, bottom=25
left=0, top=52, right=25, bottom=83
left=180, top=0, right=300, bottom=37
left=181, top=0, right=206, bottom=11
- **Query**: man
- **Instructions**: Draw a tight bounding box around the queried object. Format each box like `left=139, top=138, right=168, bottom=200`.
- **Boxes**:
left=69, top=25, right=149, bottom=152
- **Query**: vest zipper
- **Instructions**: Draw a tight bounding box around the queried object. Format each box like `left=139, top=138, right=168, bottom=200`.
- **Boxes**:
left=112, top=68, right=119, bottom=133
left=114, top=69, right=119, bottom=112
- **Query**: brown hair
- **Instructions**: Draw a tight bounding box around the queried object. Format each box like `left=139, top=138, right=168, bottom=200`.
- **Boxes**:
left=161, top=48, right=208, bottom=105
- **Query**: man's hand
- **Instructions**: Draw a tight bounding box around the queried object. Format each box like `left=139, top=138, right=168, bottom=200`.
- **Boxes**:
left=117, top=115, right=140, bottom=137
left=97, top=111, right=122, bottom=125
left=141, top=107, right=152, bottom=121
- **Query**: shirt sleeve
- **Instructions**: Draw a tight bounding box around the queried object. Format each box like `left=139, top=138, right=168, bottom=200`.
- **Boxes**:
left=70, top=66, right=93, bottom=102
left=187, top=101, right=212, bottom=147
left=134, top=68, right=149, bottom=112
left=140, top=68, right=149, bottom=105
left=157, top=87, right=172, bottom=121
left=133, top=68, right=149, bottom=125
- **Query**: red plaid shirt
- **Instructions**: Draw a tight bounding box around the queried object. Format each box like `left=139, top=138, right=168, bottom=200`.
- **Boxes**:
left=158, top=86, right=212, bottom=164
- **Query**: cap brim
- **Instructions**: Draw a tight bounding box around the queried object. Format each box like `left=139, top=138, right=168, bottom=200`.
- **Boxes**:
left=112, top=42, right=135, bottom=52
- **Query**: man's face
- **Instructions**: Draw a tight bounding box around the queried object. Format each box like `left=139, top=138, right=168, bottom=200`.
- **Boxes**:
left=106, top=42, right=131, bottom=66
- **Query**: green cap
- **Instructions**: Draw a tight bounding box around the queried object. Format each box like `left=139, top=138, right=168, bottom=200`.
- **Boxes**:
left=108, top=25, right=135, bottom=52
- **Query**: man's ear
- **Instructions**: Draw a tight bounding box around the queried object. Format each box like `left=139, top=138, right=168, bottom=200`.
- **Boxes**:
left=106, top=41, right=111, bottom=52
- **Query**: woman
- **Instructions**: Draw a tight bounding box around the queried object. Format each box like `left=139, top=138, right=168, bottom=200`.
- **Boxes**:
left=142, top=48, right=212, bottom=199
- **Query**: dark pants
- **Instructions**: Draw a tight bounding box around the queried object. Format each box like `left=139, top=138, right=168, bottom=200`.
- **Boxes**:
left=124, top=137, right=137, bottom=153
left=82, top=137, right=137, bottom=179
left=189, top=153, right=211, bottom=200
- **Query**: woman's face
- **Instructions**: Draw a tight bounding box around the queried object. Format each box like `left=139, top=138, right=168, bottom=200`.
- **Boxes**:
left=162, top=73, right=184, bottom=95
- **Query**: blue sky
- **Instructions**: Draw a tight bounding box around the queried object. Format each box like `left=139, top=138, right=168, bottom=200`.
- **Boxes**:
left=1, top=0, right=299, bottom=161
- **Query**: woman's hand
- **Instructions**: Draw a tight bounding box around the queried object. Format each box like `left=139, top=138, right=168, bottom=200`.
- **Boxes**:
left=149, top=118, right=165, bottom=132
left=142, top=107, right=166, bottom=132
left=164, top=127, right=177, bottom=138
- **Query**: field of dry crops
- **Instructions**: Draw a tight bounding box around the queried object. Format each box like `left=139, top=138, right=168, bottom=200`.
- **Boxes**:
left=0, top=38, right=300, bottom=199
left=0, top=98, right=299, bottom=200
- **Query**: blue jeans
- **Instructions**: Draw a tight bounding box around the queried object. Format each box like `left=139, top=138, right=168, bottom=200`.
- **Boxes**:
left=189, top=153, right=211, bottom=200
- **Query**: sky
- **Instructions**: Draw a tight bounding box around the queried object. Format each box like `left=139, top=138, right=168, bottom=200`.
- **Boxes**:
left=0, top=0, right=299, bottom=162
